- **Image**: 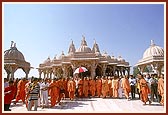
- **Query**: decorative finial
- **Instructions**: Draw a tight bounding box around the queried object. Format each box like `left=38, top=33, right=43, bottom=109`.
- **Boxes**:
left=62, top=51, right=64, bottom=55
left=82, top=35, right=85, bottom=40
left=94, top=38, right=96, bottom=44
left=71, top=39, right=74, bottom=44
left=54, top=54, right=57, bottom=59
left=14, top=43, right=16, bottom=47
left=11, top=41, right=14, bottom=47
left=151, top=40, right=155, bottom=46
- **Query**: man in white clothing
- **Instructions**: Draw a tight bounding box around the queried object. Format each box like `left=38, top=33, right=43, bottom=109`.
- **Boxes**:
left=40, top=78, right=49, bottom=108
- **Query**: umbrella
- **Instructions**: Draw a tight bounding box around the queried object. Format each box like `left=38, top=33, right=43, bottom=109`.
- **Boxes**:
left=73, top=67, right=88, bottom=74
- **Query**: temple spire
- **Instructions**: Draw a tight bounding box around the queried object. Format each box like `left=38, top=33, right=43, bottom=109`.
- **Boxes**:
left=68, top=39, right=76, bottom=54
left=81, top=35, right=87, bottom=46
left=92, top=39, right=100, bottom=53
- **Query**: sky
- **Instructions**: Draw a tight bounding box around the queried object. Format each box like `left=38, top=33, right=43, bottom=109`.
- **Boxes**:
left=3, top=3, right=165, bottom=78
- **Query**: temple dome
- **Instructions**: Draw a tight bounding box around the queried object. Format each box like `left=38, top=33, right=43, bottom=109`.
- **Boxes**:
left=4, top=42, right=25, bottom=61
left=76, top=35, right=92, bottom=53
left=111, top=55, right=117, bottom=61
left=58, top=51, right=65, bottom=59
left=102, top=51, right=111, bottom=59
left=143, top=40, right=164, bottom=59
left=43, top=57, right=51, bottom=64
left=117, top=56, right=125, bottom=62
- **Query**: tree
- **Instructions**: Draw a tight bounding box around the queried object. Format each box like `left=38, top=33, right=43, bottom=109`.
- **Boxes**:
left=133, top=66, right=140, bottom=77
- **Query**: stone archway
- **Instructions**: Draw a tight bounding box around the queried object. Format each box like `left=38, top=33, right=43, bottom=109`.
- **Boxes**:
left=95, top=65, right=102, bottom=76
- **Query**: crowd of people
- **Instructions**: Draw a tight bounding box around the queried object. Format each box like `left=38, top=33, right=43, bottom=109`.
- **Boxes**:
left=4, top=73, right=164, bottom=111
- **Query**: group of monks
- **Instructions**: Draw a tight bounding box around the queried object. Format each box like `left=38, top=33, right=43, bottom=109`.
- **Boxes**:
left=4, top=73, right=164, bottom=111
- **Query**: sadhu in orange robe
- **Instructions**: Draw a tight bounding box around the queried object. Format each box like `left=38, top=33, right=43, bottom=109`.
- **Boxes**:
left=139, top=77, right=151, bottom=104
left=101, top=78, right=109, bottom=98
left=89, top=79, right=96, bottom=97
left=157, top=76, right=164, bottom=106
left=78, top=79, right=83, bottom=98
left=15, top=78, right=27, bottom=104
left=67, top=79, right=76, bottom=100
left=108, top=78, right=113, bottom=97
left=49, top=79, right=59, bottom=107
left=83, top=78, right=89, bottom=97
left=112, top=78, right=119, bottom=98
left=96, top=78, right=102, bottom=97
left=121, top=77, right=131, bottom=99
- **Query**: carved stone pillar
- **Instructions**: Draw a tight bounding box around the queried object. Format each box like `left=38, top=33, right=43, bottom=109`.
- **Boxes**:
left=38, top=69, right=42, bottom=78
left=9, top=65, right=18, bottom=80
left=62, top=65, right=68, bottom=78
left=71, top=63, right=77, bottom=77
left=7, top=72, right=11, bottom=80
left=102, top=64, right=107, bottom=76
left=43, top=71, right=46, bottom=79
left=91, top=61, right=97, bottom=79
left=50, top=72, right=52, bottom=79
left=23, top=67, right=30, bottom=79
left=112, top=66, right=116, bottom=76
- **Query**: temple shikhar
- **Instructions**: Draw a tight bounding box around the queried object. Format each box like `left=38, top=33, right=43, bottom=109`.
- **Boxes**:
left=38, top=36, right=130, bottom=79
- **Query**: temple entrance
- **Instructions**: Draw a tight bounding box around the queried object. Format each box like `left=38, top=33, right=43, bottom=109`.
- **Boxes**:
left=96, top=65, right=102, bottom=77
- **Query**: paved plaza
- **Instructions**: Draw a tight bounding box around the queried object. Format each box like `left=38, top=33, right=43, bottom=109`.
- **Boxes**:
left=4, top=95, right=165, bottom=113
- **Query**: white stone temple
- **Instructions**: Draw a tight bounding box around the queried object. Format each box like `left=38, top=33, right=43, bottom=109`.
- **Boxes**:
left=38, top=36, right=130, bottom=79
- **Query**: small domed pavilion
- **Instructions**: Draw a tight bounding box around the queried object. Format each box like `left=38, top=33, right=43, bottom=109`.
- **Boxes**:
left=135, top=40, right=164, bottom=76
left=4, top=41, right=31, bottom=80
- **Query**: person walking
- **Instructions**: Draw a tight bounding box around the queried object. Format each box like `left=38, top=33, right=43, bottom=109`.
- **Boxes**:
left=129, top=75, right=136, bottom=99
left=101, top=76, right=109, bottom=98
left=67, top=77, right=76, bottom=100
left=40, top=78, right=49, bottom=108
left=112, top=76, right=119, bottom=98
left=27, top=78, right=40, bottom=111
left=4, top=80, right=15, bottom=111
left=49, top=78, right=59, bottom=107
left=149, top=74, right=158, bottom=102
left=14, top=78, right=27, bottom=104
left=96, top=77, right=102, bottom=98
left=157, top=74, right=164, bottom=106
left=118, top=76, right=123, bottom=98
left=121, top=75, right=131, bottom=100
left=139, top=74, right=151, bottom=105
left=89, top=77, right=96, bottom=97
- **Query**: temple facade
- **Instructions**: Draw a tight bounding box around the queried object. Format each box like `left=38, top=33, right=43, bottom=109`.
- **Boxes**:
left=38, top=36, right=130, bottom=79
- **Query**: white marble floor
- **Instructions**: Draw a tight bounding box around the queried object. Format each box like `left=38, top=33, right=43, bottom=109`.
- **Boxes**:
left=3, top=96, right=165, bottom=113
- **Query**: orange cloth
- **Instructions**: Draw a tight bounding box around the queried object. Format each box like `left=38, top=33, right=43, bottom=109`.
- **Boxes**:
left=101, top=79, right=109, bottom=98
left=57, top=79, right=64, bottom=103
left=83, top=79, right=89, bottom=97
left=63, top=79, right=69, bottom=98
left=89, top=79, right=96, bottom=97
left=121, top=78, right=131, bottom=99
left=108, top=79, right=113, bottom=97
left=25, top=82, right=31, bottom=108
left=15, top=80, right=27, bottom=103
left=78, top=79, right=83, bottom=97
left=112, top=79, right=119, bottom=98
left=96, top=79, right=102, bottom=97
left=139, top=78, right=150, bottom=103
left=158, top=77, right=164, bottom=105
left=49, top=80, right=59, bottom=107
left=67, top=80, right=76, bottom=100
